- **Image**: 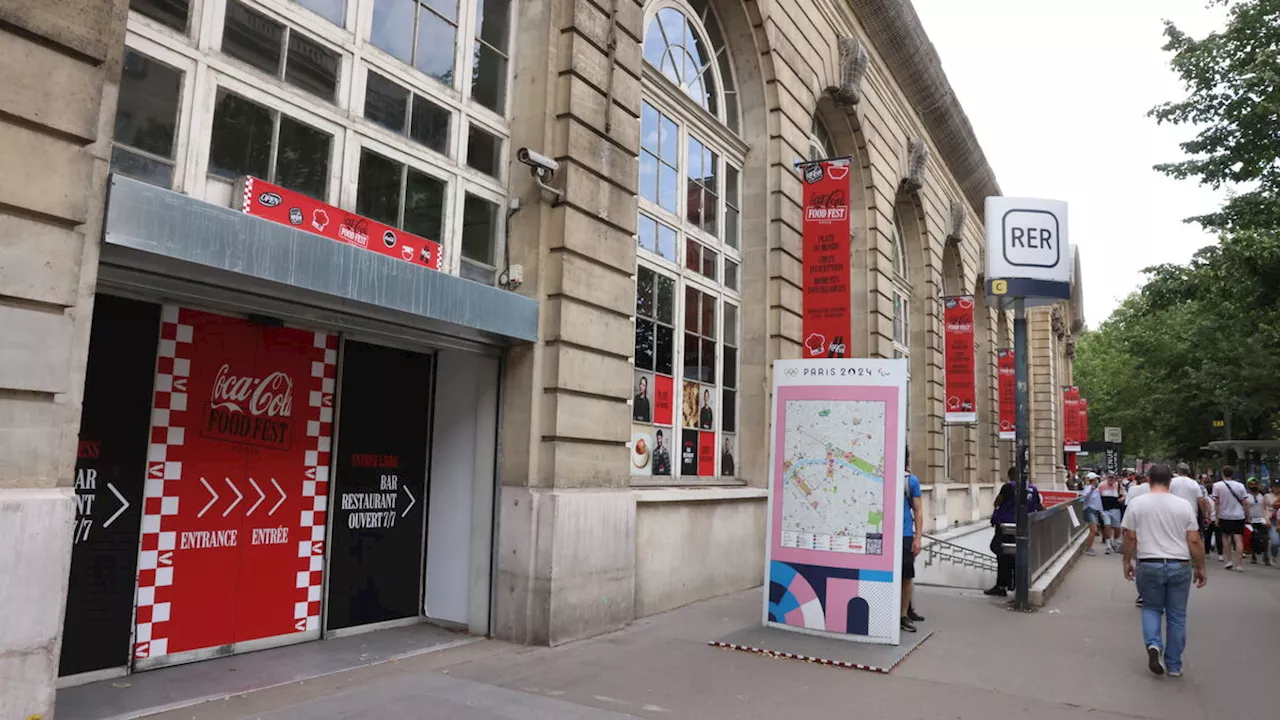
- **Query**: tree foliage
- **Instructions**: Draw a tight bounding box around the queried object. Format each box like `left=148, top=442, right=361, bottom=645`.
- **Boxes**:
left=1077, top=0, right=1280, bottom=460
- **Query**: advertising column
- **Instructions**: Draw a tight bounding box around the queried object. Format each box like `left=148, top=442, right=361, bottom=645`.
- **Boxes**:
left=132, top=307, right=335, bottom=667
left=799, top=158, right=853, bottom=359
left=943, top=296, right=977, bottom=424
left=765, top=359, right=908, bottom=645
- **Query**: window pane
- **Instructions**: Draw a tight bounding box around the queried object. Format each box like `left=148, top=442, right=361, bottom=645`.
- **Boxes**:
left=640, top=152, right=658, bottom=203
left=223, top=1, right=283, bottom=76
left=294, top=0, right=345, bottom=25
left=356, top=150, right=403, bottom=226
left=460, top=260, right=496, bottom=285
left=684, top=286, right=699, bottom=333
left=724, top=304, right=738, bottom=346
left=286, top=31, right=339, bottom=100
left=115, top=50, right=182, bottom=158
left=472, top=41, right=508, bottom=111
left=700, top=338, right=715, bottom=383
left=657, top=223, right=677, bottom=262
left=702, top=146, right=719, bottom=192
left=721, top=390, right=736, bottom=432
left=686, top=137, right=704, bottom=183
left=724, top=259, right=738, bottom=291
left=656, top=274, right=675, bottom=325
left=682, top=332, right=699, bottom=380
left=638, top=214, right=657, bottom=252
left=684, top=238, right=700, bottom=273
left=659, top=114, right=678, bottom=165
left=655, top=325, right=674, bottom=376
left=405, top=170, right=446, bottom=241
left=701, top=245, right=717, bottom=280
left=641, top=103, right=660, bottom=153
left=416, top=11, right=457, bottom=83
left=410, top=95, right=451, bottom=153
left=365, top=71, right=409, bottom=134
left=659, top=162, right=678, bottom=213
left=111, top=146, right=174, bottom=188
left=636, top=266, right=654, bottom=319
left=131, top=0, right=189, bottom=32
left=370, top=0, right=414, bottom=64
left=424, top=0, right=459, bottom=23
left=474, top=0, right=510, bottom=51
left=701, top=191, right=718, bottom=236
left=701, top=296, right=715, bottom=340
left=722, top=346, right=737, bottom=389
left=636, top=319, right=655, bottom=371
left=726, top=165, right=739, bottom=205
left=275, top=117, right=331, bottom=200
left=466, top=125, right=502, bottom=177
left=725, top=206, right=739, bottom=250
left=461, top=193, right=497, bottom=265
left=208, top=91, right=272, bottom=180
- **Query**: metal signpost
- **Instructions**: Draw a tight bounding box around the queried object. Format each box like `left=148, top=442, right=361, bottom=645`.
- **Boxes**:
left=985, top=197, right=1073, bottom=610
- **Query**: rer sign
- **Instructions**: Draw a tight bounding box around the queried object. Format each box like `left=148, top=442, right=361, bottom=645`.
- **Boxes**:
left=985, top=197, right=1071, bottom=300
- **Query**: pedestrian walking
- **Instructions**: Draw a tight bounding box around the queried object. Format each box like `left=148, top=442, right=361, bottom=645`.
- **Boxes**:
left=985, top=467, right=1043, bottom=596
left=1099, top=473, right=1126, bottom=553
left=1121, top=464, right=1208, bottom=678
left=900, top=448, right=924, bottom=632
left=1212, top=466, right=1252, bottom=570
left=1080, top=472, right=1104, bottom=557
left=1201, top=475, right=1221, bottom=561
left=1245, top=479, right=1270, bottom=566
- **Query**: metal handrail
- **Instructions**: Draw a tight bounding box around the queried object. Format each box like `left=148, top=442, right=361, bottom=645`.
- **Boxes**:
left=920, top=533, right=998, bottom=573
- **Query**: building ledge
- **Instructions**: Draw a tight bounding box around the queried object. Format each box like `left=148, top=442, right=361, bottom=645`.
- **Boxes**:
left=634, top=487, right=768, bottom=503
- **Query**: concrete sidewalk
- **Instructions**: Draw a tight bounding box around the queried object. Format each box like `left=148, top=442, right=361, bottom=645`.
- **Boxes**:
left=134, top=553, right=1279, bottom=720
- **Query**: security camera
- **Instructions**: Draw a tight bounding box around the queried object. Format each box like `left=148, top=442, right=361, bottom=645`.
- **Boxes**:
left=517, top=148, right=559, bottom=177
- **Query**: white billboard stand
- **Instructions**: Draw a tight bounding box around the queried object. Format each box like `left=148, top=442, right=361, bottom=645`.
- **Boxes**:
left=985, top=197, right=1072, bottom=610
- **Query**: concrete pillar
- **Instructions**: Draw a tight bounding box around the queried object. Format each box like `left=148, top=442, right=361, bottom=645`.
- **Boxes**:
left=0, top=0, right=129, bottom=715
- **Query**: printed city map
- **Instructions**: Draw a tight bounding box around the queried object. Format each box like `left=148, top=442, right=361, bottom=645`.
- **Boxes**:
left=780, top=399, right=886, bottom=555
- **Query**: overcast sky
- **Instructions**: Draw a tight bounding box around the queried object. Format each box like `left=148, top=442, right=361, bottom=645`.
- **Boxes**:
left=912, top=0, right=1230, bottom=326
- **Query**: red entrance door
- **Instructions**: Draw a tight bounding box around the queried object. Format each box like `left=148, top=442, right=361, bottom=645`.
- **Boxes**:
left=133, top=307, right=335, bottom=664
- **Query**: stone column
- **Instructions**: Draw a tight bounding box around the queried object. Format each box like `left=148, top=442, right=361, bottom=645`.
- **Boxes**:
left=1028, top=306, right=1064, bottom=486
left=0, top=1, right=129, bottom=715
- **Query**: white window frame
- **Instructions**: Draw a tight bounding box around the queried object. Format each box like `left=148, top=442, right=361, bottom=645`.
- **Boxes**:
left=118, top=33, right=202, bottom=193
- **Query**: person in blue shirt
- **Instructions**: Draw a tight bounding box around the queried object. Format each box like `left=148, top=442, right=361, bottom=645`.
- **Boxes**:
left=984, top=466, right=1043, bottom=597
left=1079, top=472, right=1105, bottom=557
left=902, top=448, right=924, bottom=633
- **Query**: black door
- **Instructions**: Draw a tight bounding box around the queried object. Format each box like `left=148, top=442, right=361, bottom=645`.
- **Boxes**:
left=326, top=341, right=431, bottom=630
left=60, top=295, right=161, bottom=676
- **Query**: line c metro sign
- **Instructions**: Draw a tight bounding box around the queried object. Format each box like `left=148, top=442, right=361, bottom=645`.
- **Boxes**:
left=984, top=197, right=1072, bottom=303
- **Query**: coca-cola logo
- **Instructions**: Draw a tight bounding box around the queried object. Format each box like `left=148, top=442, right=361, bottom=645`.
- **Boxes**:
left=338, top=217, right=369, bottom=247
left=210, top=364, right=294, bottom=418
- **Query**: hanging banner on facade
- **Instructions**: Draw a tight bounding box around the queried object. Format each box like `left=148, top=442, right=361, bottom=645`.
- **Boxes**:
left=799, top=158, right=853, bottom=359
left=1062, top=386, right=1081, bottom=452
left=133, top=307, right=335, bottom=666
left=943, top=296, right=976, bottom=424
left=997, top=349, right=1015, bottom=440
left=766, top=358, right=908, bottom=646
left=61, top=296, right=160, bottom=678
left=1078, top=398, right=1090, bottom=444
left=238, top=176, right=443, bottom=271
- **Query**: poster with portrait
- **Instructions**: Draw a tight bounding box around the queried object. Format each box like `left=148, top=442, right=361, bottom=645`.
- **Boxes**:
left=633, top=371, right=654, bottom=423
left=721, top=435, right=737, bottom=477
left=683, top=380, right=715, bottom=431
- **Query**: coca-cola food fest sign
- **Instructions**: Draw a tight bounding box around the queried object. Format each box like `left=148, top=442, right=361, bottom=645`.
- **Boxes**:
left=800, top=158, right=853, bottom=359
left=239, top=177, right=443, bottom=272
left=943, top=296, right=977, bottom=424
left=202, top=364, right=295, bottom=450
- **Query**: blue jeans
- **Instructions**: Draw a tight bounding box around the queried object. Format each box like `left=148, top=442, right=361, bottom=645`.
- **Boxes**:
left=1135, top=561, right=1193, bottom=672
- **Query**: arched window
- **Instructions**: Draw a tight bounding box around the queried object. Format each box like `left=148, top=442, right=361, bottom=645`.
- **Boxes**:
left=809, top=118, right=834, bottom=161
left=632, top=0, right=742, bottom=483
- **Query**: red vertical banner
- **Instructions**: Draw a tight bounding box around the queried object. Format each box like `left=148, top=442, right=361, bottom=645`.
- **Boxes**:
left=997, top=349, right=1015, bottom=440
left=133, top=307, right=333, bottom=664
left=1063, top=386, right=1081, bottom=452
left=1078, top=398, right=1089, bottom=444
left=800, top=158, right=853, bottom=358
left=943, top=296, right=976, bottom=423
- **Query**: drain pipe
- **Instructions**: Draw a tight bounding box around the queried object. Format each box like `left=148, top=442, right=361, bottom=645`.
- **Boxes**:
left=604, top=0, right=619, bottom=133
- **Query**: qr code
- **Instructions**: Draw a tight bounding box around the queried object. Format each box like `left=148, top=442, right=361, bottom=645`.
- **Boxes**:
left=867, top=534, right=883, bottom=556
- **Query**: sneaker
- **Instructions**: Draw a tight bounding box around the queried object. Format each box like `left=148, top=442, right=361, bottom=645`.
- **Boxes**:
left=1135, top=596, right=1143, bottom=607
left=1218, top=555, right=1225, bottom=563
left=1105, top=545, right=1113, bottom=555
left=1084, top=548, right=1097, bottom=556
left=983, top=586, right=1008, bottom=597
left=1235, top=565, right=1244, bottom=572
left=1225, top=563, right=1234, bottom=570
left=908, top=608, right=925, bottom=622
left=900, top=617, right=917, bottom=633
left=1168, top=671, right=1183, bottom=678
left=1147, top=645, right=1166, bottom=676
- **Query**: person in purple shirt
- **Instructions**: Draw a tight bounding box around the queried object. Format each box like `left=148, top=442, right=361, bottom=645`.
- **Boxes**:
left=984, top=466, right=1043, bottom=597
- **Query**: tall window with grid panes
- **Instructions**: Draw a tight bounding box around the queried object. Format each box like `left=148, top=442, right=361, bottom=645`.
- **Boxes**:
left=631, top=0, right=741, bottom=483
left=890, top=209, right=911, bottom=432
left=115, top=0, right=512, bottom=286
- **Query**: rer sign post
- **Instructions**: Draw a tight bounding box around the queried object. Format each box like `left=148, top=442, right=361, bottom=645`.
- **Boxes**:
left=985, top=197, right=1072, bottom=611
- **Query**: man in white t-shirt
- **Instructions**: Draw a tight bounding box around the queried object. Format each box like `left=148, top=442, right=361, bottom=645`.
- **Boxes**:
left=1122, top=464, right=1207, bottom=678
left=1245, top=478, right=1270, bottom=566
left=1212, top=466, right=1252, bottom=570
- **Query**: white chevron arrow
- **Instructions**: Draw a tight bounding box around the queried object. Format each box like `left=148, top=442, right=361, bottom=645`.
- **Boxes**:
left=158, top=551, right=172, bottom=566
left=198, top=477, right=219, bottom=518
left=269, top=478, right=287, bottom=515
left=103, top=482, right=129, bottom=528
left=223, top=477, right=243, bottom=517
left=401, top=485, right=416, bottom=518
left=246, top=478, right=266, bottom=516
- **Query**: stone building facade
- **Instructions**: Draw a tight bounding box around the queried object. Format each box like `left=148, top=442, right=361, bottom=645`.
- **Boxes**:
left=0, top=0, right=1083, bottom=715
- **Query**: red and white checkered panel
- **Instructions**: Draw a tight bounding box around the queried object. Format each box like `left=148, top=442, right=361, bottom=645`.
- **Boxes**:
left=295, top=331, right=336, bottom=632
